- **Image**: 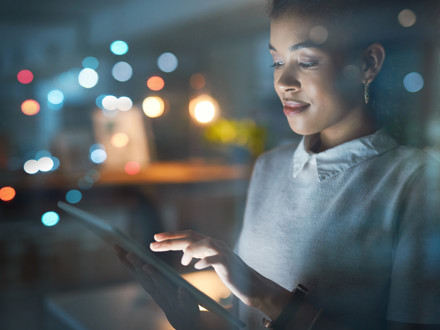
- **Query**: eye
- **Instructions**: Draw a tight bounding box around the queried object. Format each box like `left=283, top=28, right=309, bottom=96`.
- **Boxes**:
left=299, top=61, right=318, bottom=69
left=270, top=61, right=284, bottom=69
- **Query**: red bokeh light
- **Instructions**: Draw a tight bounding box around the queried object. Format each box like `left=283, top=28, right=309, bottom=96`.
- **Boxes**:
left=17, top=70, right=34, bottom=84
left=124, top=161, right=140, bottom=175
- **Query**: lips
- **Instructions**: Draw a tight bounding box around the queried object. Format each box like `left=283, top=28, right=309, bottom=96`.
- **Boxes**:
left=282, top=100, right=309, bottom=116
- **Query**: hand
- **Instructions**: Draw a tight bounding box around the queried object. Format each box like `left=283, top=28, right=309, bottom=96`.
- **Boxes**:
left=114, top=245, right=201, bottom=330
left=150, top=230, right=291, bottom=319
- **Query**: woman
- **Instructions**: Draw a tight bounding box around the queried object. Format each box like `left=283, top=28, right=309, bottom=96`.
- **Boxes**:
left=116, top=0, right=440, bottom=329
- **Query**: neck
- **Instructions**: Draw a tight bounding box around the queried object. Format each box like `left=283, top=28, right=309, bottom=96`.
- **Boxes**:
left=317, top=107, right=376, bottom=152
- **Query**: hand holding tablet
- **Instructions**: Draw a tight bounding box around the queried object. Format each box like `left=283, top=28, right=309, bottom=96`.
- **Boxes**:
left=57, top=201, right=245, bottom=328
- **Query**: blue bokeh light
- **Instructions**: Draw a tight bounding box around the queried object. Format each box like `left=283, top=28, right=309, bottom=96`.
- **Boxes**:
left=157, top=52, right=178, bottom=73
left=110, top=40, right=129, bottom=55
left=66, top=189, right=82, bottom=204
left=96, top=94, right=107, bottom=108
left=82, top=56, right=99, bottom=69
left=90, top=149, right=107, bottom=164
left=403, top=72, right=424, bottom=93
left=42, top=211, right=60, bottom=226
left=48, top=89, right=64, bottom=105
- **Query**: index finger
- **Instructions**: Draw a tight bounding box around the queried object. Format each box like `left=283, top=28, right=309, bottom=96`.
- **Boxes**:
left=150, top=237, right=195, bottom=252
left=154, top=230, right=204, bottom=242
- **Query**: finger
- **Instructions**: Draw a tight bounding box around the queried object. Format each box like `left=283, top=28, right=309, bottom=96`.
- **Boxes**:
left=150, top=237, right=195, bottom=252
left=193, top=255, right=224, bottom=270
left=180, top=238, right=220, bottom=266
left=154, top=230, right=204, bottom=242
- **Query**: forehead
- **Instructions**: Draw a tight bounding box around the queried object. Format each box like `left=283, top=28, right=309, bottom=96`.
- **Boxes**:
left=270, top=12, right=325, bottom=47
left=270, top=11, right=351, bottom=56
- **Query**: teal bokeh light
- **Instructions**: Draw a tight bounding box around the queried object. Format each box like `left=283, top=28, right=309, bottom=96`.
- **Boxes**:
left=110, top=40, right=129, bottom=55
left=42, top=211, right=60, bottom=226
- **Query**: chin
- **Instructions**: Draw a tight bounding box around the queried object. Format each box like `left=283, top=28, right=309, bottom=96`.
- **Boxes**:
left=287, top=122, right=319, bottom=136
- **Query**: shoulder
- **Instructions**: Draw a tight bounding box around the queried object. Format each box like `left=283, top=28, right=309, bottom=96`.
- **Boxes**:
left=380, top=144, right=439, bottom=178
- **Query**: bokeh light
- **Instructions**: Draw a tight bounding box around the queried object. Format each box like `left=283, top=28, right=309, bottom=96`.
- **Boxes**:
left=112, top=61, right=133, bottom=82
left=102, top=95, right=118, bottom=110
left=17, top=69, right=34, bottom=84
left=110, top=40, right=129, bottom=55
left=124, top=161, right=140, bottom=175
left=142, top=96, right=165, bottom=118
left=51, top=156, right=60, bottom=171
left=90, top=144, right=107, bottom=164
left=117, top=96, right=133, bottom=111
left=147, top=76, right=165, bottom=91
left=42, top=211, right=60, bottom=226
left=85, top=169, right=101, bottom=182
left=82, top=56, right=99, bottom=69
left=195, top=102, right=215, bottom=123
left=66, top=189, right=82, bottom=204
left=47, top=89, right=64, bottom=105
left=96, top=94, right=107, bottom=108
left=37, top=157, right=54, bottom=172
left=0, top=186, right=16, bottom=202
left=111, top=132, right=129, bottom=148
left=189, top=95, right=219, bottom=124
left=21, top=99, right=40, bottom=116
left=78, top=68, right=99, bottom=88
left=403, top=72, right=424, bottom=93
left=309, top=25, right=328, bottom=44
left=78, top=176, right=94, bottom=189
left=398, top=9, right=417, bottom=27
left=157, top=52, right=178, bottom=73
left=24, top=159, right=39, bottom=174
left=190, top=73, right=206, bottom=90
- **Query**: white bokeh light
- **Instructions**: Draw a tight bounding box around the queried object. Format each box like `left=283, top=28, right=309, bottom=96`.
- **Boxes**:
left=118, top=96, right=133, bottom=111
left=24, top=159, right=39, bottom=174
left=102, top=95, right=118, bottom=110
left=78, top=68, right=99, bottom=88
left=38, top=157, right=54, bottom=172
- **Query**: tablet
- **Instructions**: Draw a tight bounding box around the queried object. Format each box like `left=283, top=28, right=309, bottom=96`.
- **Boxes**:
left=57, top=201, right=245, bottom=328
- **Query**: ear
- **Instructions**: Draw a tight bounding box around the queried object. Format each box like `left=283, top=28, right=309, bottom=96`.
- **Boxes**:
left=361, top=43, right=386, bottom=83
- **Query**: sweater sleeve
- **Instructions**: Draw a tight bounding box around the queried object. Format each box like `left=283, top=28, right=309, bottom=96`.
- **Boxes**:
left=387, top=161, right=440, bottom=325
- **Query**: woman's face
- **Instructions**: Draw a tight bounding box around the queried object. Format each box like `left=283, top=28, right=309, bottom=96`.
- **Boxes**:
left=270, top=12, right=364, bottom=137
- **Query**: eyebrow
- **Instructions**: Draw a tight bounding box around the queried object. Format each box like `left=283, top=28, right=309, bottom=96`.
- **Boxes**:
left=269, top=40, right=322, bottom=52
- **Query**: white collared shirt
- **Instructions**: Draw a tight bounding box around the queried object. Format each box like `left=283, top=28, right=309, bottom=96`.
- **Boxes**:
left=293, top=129, right=398, bottom=182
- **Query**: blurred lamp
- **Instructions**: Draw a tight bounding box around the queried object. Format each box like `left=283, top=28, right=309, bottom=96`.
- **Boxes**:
left=189, top=95, right=219, bottom=124
left=142, top=96, right=165, bottom=118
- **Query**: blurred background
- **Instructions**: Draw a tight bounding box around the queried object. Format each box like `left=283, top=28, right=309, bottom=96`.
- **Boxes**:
left=0, top=0, right=439, bottom=329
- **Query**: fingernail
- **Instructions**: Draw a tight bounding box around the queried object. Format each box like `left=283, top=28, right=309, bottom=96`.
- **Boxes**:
left=154, top=233, right=164, bottom=240
left=150, top=242, right=160, bottom=249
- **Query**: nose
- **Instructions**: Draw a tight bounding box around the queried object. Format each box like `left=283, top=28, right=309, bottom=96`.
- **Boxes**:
left=275, top=68, right=301, bottom=93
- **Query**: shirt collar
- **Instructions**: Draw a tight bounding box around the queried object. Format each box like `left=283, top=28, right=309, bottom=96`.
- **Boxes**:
left=292, top=129, right=398, bottom=182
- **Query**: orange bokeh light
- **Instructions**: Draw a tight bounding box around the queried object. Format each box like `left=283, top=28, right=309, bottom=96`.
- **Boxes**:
left=147, top=76, right=165, bottom=91
left=21, top=99, right=40, bottom=116
left=190, top=73, right=206, bottom=90
left=0, top=186, right=16, bottom=202
left=124, top=161, right=140, bottom=175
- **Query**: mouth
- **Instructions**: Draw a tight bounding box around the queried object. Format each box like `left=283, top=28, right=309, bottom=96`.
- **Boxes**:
left=282, top=100, right=310, bottom=116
